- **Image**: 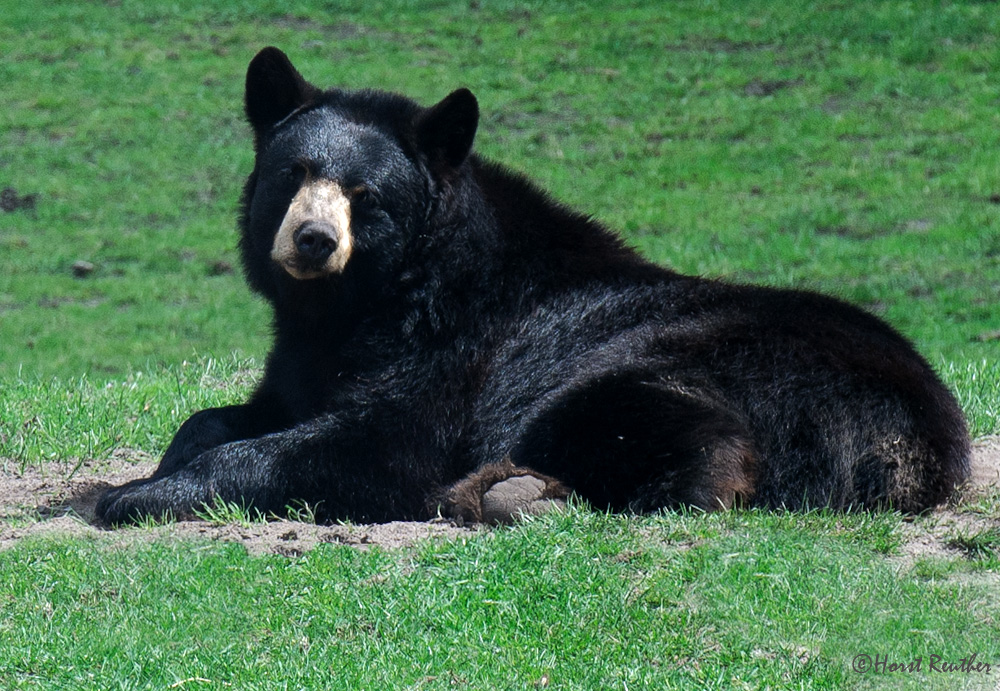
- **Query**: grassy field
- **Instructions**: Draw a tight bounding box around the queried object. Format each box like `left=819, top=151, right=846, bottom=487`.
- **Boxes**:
left=1, top=1, right=999, bottom=689
left=3, top=508, right=999, bottom=690
left=2, top=0, right=999, bottom=375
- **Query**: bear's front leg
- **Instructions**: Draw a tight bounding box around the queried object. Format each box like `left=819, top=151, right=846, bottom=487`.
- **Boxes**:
left=154, top=405, right=253, bottom=477
left=97, top=413, right=439, bottom=525
left=97, top=435, right=294, bottom=525
left=153, top=387, right=295, bottom=478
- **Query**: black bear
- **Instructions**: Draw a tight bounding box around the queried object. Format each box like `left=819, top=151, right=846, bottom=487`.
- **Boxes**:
left=97, top=47, right=970, bottom=525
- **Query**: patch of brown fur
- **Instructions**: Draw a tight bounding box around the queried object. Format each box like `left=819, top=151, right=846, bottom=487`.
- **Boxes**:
left=704, top=437, right=758, bottom=510
left=873, top=434, right=971, bottom=513
left=874, top=436, right=928, bottom=512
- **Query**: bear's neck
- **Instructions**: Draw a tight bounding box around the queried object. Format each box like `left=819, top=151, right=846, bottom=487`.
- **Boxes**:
left=388, top=157, right=672, bottom=346
left=470, top=157, right=671, bottom=293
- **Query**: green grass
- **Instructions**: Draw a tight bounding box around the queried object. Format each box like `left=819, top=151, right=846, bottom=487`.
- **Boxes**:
left=194, top=495, right=269, bottom=527
left=1, top=1, right=999, bottom=689
left=0, top=357, right=257, bottom=466
left=2, top=509, right=998, bottom=690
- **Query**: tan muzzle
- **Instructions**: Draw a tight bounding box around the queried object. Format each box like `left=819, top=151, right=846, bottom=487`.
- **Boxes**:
left=271, top=179, right=353, bottom=280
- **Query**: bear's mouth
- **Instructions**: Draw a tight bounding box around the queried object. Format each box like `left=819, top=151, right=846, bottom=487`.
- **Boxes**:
left=271, top=180, right=353, bottom=279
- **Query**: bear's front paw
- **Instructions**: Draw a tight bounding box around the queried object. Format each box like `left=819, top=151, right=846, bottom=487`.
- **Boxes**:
left=438, top=461, right=570, bottom=525
left=96, top=477, right=197, bottom=526
left=95, top=480, right=151, bottom=525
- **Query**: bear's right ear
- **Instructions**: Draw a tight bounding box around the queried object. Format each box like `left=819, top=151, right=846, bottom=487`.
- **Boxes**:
left=245, top=47, right=320, bottom=145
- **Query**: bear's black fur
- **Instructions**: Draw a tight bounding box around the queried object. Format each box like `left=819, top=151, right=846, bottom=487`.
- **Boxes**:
left=97, top=48, right=970, bottom=525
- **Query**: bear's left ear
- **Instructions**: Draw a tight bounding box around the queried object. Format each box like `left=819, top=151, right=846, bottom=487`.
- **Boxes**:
left=415, top=88, right=479, bottom=170
left=245, top=47, right=320, bottom=146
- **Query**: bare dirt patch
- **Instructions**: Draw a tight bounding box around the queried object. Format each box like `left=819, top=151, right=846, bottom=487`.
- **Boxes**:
left=0, top=449, right=475, bottom=554
left=894, top=436, right=1000, bottom=566
left=2, top=440, right=998, bottom=557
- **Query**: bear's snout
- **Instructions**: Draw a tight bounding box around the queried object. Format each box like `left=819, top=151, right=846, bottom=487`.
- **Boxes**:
left=270, top=179, right=353, bottom=280
left=294, top=221, right=338, bottom=266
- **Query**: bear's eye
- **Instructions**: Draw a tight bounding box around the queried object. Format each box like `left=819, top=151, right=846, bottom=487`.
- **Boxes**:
left=350, top=184, right=378, bottom=209
left=279, top=161, right=308, bottom=185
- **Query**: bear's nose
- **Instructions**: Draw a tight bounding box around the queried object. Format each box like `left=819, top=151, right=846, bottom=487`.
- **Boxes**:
left=293, top=221, right=338, bottom=265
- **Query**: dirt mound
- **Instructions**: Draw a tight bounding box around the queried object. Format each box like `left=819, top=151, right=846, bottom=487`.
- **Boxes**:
left=1, top=439, right=998, bottom=556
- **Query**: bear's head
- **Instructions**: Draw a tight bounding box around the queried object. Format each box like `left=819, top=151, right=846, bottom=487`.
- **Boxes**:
left=239, top=47, right=479, bottom=310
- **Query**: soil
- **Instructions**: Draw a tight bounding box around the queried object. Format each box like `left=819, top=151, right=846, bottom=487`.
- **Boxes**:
left=894, top=436, right=1000, bottom=567
left=0, top=449, right=477, bottom=554
left=1, top=440, right=998, bottom=557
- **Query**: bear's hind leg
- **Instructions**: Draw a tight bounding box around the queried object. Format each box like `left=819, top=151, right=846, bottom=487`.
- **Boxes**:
left=511, top=370, right=758, bottom=513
